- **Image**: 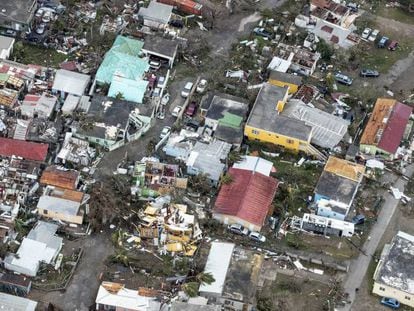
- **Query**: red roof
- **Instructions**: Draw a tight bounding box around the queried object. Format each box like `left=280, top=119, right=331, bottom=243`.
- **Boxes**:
left=0, top=138, right=48, bottom=161
left=378, top=102, right=412, bottom=154
left=213, top=168, right=278, bottom=228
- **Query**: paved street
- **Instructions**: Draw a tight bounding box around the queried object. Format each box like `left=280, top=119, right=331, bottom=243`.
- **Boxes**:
left=340, top=165, right=414, bottom=310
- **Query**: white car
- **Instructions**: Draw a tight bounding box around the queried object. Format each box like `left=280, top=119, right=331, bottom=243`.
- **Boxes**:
left=361, top=28, right=371, bottom=39
left=159, top=126, right=171, bottom=139
left=181, top=82, right=193, bottom=98
left=35, top=23, right=46, bottom=35
left=152, top=87, right=161, bottom=98
left=157, top=110, right=165, bottom=120
left=42, top=11, right=53, bottom=23
left=171, top=106, right=182, bottom=117
left=161, top=93, right=170, bottom=106
left=36, top=8, right=44, bottom=18
left=368, top=29, right=379, bottom=42
left=157, top=76, right=166, bottom=89
left=249, top=231, right=266, bottom=243
left=196, top=79, right=207, bottom=93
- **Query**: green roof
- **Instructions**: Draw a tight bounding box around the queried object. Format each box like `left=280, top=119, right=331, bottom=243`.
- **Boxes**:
left=0, top=73, right=9, bottom=82
left=108, top=76, right=148, bottom=104
left=95, top=36, right=149, bottom=84
left=218, top=112, right=243, bottom=129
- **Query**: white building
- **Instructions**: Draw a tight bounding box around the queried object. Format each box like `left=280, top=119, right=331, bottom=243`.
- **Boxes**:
left=301, top=213, right=354, bottom=237
left=0, top=36, right=15, bottom=60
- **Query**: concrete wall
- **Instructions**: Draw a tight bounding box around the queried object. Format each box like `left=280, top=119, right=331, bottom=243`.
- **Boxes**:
left=39, top=208, right=83, bottom=225
left=373, top=282, right=414, bottom=308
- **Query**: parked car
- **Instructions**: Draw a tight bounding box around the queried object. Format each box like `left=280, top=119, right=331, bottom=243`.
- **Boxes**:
left=149, top=60, right=161, bottom=70
left=334, top=72, right=353, bottom=86
left=378, top=36, right=389, bottom=48
left=157, top=76, right=166, bottom=88
left=352, top=214, right=365, bottom=225
left=368, top=29, right=379, bottom=42
left=347, top=2, right=358, bottom=12
left=360, top=69, right=379, bottom=77
left=185, top=101, right=197, bottom=117
left=196, top=79, right=207, bottom=93
left=159, top=126, right=171, bottom=139
left=227, top=224, right=249, bottom=236
left=36, top=8, right=44, bottom=18
left=380, top=297, right=400, bottom=309
left=186, top=119, right=200, bottom=131
left=157, top=110, right=165, bottom=120
left=361, top=28, right=371, bottom=39
left=171, top=106, right=182, bottom=117
left=181, top=82, right=193, bottom=98
left=152, top=87, right=161, bottom=98
left=161, top=93, right=170, bottom=106
left=1, top=29, right=17, bottom=38
left=42, top=10, right=53, bottom=23
left=253, top=27, right=273, bottom=39
left=35, top=23, right=46, bottom=35
left=249, top=231, right=266, bottom=243
left=388, top=40, right=399, bottom=51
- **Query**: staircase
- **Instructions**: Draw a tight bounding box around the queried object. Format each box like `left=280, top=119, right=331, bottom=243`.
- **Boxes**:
left=302, top=143, right=327, bottom=161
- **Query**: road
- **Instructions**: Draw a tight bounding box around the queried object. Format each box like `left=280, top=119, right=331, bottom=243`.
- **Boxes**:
left=340, top=165, right=414, bottom=310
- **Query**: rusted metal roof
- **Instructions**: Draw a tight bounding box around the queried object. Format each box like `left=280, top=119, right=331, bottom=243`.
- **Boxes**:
left=324, top=156, right=365, bottom=182
left=40, top=166, right=79, bottom=190
left=0, top=138, right=48, bottom=161
left=214, top=168, right=278, bottom=228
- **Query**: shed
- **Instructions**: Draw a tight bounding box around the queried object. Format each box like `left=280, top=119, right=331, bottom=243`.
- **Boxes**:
left=52, top=69, right=90, bottom=97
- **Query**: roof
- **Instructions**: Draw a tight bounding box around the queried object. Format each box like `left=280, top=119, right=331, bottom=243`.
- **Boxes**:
left=282, top=99, right=349, bottom=149
left=95, top=36, right=148, bottom=84
left=52, top=69, right=90, bottom=96
left=0, top=273, right=31, bottom=288
left=377, top=101, right=412, bottom=154
left=171, top=302, right=221, bottom=311
left=0, top=0, right=36, bottom=25
left=0, top=293, right=37, bottom=311
left=375, top=231, right=414, bottom=294
left=40, top=166, right=79, bottom=190
left=21, top=93, right=57, bottom=119
left=142, top=37, right=179, bottom=59
left=95, top=282, right=161, bottom=311
left=314, top=171, right=359, bottom=206
left=48, top=187, right=84, bottom=203
left=108, top=75, right=148, bottom=104
left=0, top=36, right=14, bottom=50
left=138, top=1, right=173, bottom=24
left=232, top=156, right=274, bottom=176
left=199, top=242, right=235, bottom=295
left=61, top=94, right=80, bottom=114
left=214, top=168, right=278, bottom=228
left=37, top=196, right=81, bottom=216
left=324, top=156, right=365, bottom=182
left=0, top=138, right=48, bottom=161
left=0, top=88, right=18, bottom=107
left=246, top=83, right=312, bottom=142
left=205, top=93, right=249, bottom=121
left=269, top=70, right=303, bottom=85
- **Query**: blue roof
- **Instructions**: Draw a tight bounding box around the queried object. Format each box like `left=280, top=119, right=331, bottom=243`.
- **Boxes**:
left=108, top=76, right=148, bottom=104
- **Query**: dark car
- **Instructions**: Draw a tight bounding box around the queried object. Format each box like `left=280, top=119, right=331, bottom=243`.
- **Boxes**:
left=186, top=119, right=200, bottom=131
left=169, top=19, right=184, bottom=28
left=380, top=297, right=400, bottom=309
left=360, top=69, right=379, bottom=77
left=388, top=40, right=398, bottom=51
left=185, top=101, right=197, bottom=117
left=352, top=214, right=365, bottom=225
left=1, top=29, right=17, bottom=38
left=253, top=27, right=273, bottom=39
left=378, top=36, right=389, bottom=48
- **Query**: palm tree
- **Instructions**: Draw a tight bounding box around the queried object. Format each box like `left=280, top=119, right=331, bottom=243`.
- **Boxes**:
left=182, top=272, right=215, bottom=297
left=182, top=282, right=199, bottom=297
left=194, top=272, right=215, bottom=285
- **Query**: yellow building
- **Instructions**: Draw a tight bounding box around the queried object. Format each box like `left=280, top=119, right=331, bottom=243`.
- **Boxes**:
left=372, top=231, right=414, bottom=308
left=268, top=70, right=303, bottom=94
left=244, top=83, right=313, bottom=154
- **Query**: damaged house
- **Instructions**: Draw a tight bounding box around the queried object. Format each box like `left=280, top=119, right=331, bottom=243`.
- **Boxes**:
left=56, top=132, right=96, bottom=167
left=20, top=93, right=58, bottom=119
left=298, top=213, right=354, bottom=237
left=40, top=166, right=80, bottom=190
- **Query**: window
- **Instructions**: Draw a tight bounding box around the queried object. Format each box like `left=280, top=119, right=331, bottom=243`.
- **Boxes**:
left=379, top=287, right=385, bottom=291
left=43, top=210, right=48, bottom=215
left=286, top=139, right=294, bottom=144
left=252, top=129, right=260, bottom=135
left=405, top=296, right=411, bottom=301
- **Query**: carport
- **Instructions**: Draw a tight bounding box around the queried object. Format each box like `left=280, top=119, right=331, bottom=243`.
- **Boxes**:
left=141, top=37, right=179, bottom=68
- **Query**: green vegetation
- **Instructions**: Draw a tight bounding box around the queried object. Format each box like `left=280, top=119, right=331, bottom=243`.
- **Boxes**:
left=11, top=42, right=68, bottom=67
left=377, top=6, right=414, bottom=25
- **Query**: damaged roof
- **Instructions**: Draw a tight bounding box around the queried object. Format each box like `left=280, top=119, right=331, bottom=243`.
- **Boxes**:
left=324, top=156, right=365, bottom=183
left=375, top=231, right=414, bottom=294
left=0, top=137, right=48, bottom=161
left=214, top=168, right=278, bottom=228
left=40, top=166, right=79, bottom=190
left=142, top=36, right=179, bottom=58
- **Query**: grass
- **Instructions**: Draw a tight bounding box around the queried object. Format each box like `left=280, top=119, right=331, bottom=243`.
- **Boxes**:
left=376, top=6, right=414, bottom=25
left=11, top=42, right=69, bottom=67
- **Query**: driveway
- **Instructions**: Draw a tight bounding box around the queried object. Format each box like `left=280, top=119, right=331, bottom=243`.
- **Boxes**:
left=339, top=164, right=414, bottom=310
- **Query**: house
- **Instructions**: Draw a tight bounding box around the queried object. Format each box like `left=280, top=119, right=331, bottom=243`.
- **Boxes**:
left=20, top=93, right=57, bottom=119
left=61, top=94, right=80, bottom=115
left=186, top=140, right=231, bottom=186
left=0, top=0, right=37, bottom=32
left=202, top=93, right=249, bottom=148
left=200, top=242, right=263, bottom=311
left=0, top=137, right=48, bottom=161
left=95, top=282, right=163, bottom=311
left=4, top=221, right=62, bottom=276
left=52, top=69, right=90, bottom=98
left=171, top=302, right=220, bottom=311
left=373, top=231, right=414, bottom=307
left=0, top=272, right=33, bottom=297
left=360, top=98, right=412, bottom=159
left=37, top=195, right=84, bottom=224
left=0, top=36, right=15, bottom=60
left=95, top=36, right=149, bottom=103
left=56, top=132, right=96, bottom=167
left=24, top=118, right=62, bottom=144
left=73, top=95, right=152, bottom=151
left=314, top=156, right=365, bottom=220
left=40, top=166, right=80, bottom=190
left=300, top=213, right=354, bottom=237
left=0, top=292, right=37, bottom=311
left=268, top=70, right=303, bottom=94
left=163, top=133, right=194, bottom=160
left=213, top=167, right=278, bottom=231
left=138, top=1, right=173, bottom=29
left=142, top=37, right=179, bottom=68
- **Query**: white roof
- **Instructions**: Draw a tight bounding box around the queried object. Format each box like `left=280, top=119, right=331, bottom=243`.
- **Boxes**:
left=302, top=213, right=354, bottom=231
left=37, top=195, right=81, bottom=216
left=61, top=94, right=80, bottom=114
left=199, top=242, right=235, bottom=295
left=0, top=292, right=37, bottom=311
left=232, top=156, right=273, bottom=176
left=267, top=56, right=291, bottom=73
left=96, top=283, right=160, bottom=311
left=21, top=93, right=57, bottom=119
left=52, top=69, right=90, bottom=96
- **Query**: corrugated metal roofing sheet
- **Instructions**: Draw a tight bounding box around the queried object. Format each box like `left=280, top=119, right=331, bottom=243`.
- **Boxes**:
left=40, top=166, right=79, bottom=190
left=0, top=138, right=48, bottom=161
left=214, top=168, right=278, bottom=228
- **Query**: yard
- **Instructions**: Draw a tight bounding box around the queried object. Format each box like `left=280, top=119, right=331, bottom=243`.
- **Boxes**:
left=11, top=42, right=69, bottom=68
